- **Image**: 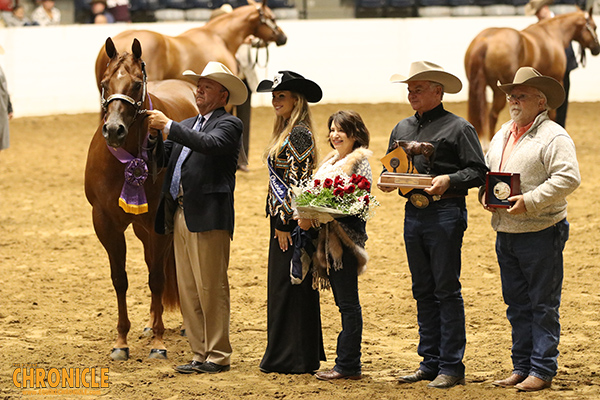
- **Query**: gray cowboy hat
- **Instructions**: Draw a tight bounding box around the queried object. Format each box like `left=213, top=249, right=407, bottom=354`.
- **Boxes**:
left=183, top=61, right=248, bottom=106
left=497, top=67, right=565, bottom=109
left=390, top=61, right=463, bottom=94
left=257, top=70, right=323, bottom=103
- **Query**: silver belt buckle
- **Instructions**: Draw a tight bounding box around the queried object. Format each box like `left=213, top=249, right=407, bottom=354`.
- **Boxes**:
left=409, top=192, right=430, bottom=209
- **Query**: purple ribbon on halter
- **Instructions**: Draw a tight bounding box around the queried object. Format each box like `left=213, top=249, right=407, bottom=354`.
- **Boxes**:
left=106, top=94, right=153, bottom=215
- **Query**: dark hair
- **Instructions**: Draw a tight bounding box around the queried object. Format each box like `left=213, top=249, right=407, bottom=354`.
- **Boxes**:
left=327, top=110, right=370, bottom=150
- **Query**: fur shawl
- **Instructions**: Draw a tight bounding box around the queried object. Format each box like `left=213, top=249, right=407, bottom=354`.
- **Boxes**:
left=312, top=147, right=372, bottom=290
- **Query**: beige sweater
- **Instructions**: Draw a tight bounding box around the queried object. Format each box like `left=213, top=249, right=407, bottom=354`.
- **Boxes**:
left=485, top=111, right=581, bottom=233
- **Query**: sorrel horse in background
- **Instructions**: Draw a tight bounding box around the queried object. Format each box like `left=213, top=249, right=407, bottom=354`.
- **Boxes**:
left=464, top=8, right=600, bottom=146
left=94, top=0, right=287, bottom=87
left=85, top=38, right=198, bottom=360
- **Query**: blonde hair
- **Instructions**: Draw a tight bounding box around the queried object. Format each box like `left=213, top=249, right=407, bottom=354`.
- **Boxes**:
left=263, top=93, right=317, bottom=167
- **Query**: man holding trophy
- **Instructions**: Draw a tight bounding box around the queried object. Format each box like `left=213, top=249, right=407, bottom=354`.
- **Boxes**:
left=481, top=67, right=580, bottom=392
left=379, top=61, right=487, bottom=389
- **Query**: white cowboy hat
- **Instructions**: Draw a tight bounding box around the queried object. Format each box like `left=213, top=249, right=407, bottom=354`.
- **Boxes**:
left=524, top=0, right=553, bottom=16
left=497, top=67, right=565, bottom=109
left=390, top=61, right=463, bottom=94
left=183, top=61, right=248, bottom=106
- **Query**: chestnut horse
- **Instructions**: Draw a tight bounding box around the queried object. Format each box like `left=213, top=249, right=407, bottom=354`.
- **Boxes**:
left=94, top=0, right=287, bottom=88
left=85, top=38, right=198, bottom=360
left=465, top=8, right=600, bottom=146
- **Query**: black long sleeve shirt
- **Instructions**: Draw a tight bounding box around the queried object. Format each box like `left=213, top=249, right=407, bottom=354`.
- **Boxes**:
left=385, top=103, right=488, bottom=196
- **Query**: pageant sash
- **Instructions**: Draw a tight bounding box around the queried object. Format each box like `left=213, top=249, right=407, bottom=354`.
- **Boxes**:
left=267, top=160, right=290, bottom=209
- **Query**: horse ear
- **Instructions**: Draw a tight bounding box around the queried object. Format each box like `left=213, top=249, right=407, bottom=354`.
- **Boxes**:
left=132, top=38, right=142, bottom=60
left=105, top=37, right=117, bottom=59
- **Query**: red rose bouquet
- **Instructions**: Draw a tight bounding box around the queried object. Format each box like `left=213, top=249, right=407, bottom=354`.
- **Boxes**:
left=293, top=173, right=379, bottom=222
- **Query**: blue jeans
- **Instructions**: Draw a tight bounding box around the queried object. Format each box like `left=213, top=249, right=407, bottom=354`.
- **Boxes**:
left=496, top=219, right=569, bottom=382
left=404, top=198, right=467, bottom=377
left=329, top=248, right=363, bottom=376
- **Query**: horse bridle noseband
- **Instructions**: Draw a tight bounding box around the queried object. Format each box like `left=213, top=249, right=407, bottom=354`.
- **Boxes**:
left=101, top=60, right=148, bottom=117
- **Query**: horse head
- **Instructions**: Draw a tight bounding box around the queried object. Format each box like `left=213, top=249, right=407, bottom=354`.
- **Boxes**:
left=575, top=8, right=600, bottom=56
left=100, top=37, right=148, bottom=148
left=249, top=0, right=287, bottom=46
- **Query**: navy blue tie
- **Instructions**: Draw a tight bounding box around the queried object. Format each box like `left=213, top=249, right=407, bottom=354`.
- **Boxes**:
left=169, top=116, right=204, bottom=200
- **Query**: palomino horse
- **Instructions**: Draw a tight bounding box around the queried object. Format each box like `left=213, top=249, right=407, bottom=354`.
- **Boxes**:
left=94, top=0, right=287, bottom=87
left=465, top=8, right=600, bottom=145
left=85, top=38, right=198, bottom=360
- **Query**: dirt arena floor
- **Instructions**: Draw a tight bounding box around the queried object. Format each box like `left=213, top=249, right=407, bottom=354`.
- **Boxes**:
left=1, top=101, right=600, bottom=400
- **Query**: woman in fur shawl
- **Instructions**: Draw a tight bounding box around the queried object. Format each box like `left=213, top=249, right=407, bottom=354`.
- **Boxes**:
left=298, top=110, right=372, bottom=381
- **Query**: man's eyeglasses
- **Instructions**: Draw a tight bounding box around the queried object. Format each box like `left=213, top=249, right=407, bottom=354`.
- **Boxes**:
left=506, top=93, right=539, bottom=103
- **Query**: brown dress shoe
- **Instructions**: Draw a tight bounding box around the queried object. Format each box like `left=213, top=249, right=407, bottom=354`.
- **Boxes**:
left=315, top=369, right=362, bottom=381
left=515, top=376, right=551, bottom=392
left=398, top=369, right=437, bottom=384
left=427, top=374, right=466, bottom=389
left=492, top=373, right=527, bottom=387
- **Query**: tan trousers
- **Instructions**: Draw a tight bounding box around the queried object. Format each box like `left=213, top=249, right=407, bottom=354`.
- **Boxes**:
left=174, top=208, right=232, bottom=365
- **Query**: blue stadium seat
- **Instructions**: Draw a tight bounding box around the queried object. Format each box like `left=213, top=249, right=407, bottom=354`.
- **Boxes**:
left=418, top=0, right=449, bottom=6
left=268, top=0, right=296, bottom=7
left=160, top=0, right=189, bottom=9
left=130, top=0, right=161, bottom=11
left=355, top=0, right=388, bottom=18
left=387, top=0, right=416, bottom=17
left=226, top=0, right=248, bottom=8
left=188, top=0, right=223, bottom=8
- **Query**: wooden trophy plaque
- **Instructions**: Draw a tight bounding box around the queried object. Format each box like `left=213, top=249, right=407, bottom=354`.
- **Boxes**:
left=378, top=145, right=434, bottom=195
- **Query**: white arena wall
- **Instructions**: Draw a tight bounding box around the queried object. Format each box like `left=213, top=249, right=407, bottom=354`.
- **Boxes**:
left=1, top=16, right=599, bottom=117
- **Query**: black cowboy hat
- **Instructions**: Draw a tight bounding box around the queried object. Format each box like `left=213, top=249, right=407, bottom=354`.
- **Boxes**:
left=257, top=71, right=323, bottom=103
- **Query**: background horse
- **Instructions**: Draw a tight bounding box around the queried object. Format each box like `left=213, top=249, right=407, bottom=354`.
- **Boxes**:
left=85, top=38, right=198, bottom=360
left=464, top=8, right=600, bottom=146
left=94, top=0, right=287, bottom=87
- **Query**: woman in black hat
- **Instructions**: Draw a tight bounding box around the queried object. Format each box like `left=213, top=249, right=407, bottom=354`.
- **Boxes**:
left=258, top=71, right=325, bottom=374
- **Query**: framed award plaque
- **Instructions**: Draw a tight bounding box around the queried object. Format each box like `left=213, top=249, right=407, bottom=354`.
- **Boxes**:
left=485, top=172, right=521, bottom=208
left=378, top=172, right=433, bottom=189
left=379, top=145, right=434, bottom=194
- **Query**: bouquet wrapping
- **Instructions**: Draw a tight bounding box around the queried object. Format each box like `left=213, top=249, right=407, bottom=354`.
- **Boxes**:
left=293, top=172, right=379, bottom=223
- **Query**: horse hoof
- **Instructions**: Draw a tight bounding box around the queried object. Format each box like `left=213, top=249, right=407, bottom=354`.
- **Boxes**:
left=110, top=348, right=129, bottom=361
left=141, top=327, right=153, bottom=337
left=180, top=329, right=186, bottom=337
left=149, top=349, right=167, bottom=359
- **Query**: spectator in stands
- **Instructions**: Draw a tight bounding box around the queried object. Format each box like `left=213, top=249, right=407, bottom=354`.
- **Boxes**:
left=106, top=0, right=130, bottom=22
left=525, top=0, right=577, bottom=128
left=88, top=0, right=115, bottom=23
left=3, top=5, right=38, bottom=26
left=31, top=0, right=61, bottom=26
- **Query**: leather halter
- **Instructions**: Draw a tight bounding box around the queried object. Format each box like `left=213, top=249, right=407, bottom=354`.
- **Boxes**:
left=101, top=60, right=148, bottom=117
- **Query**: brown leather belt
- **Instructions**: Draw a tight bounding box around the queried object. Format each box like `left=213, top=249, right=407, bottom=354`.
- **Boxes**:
left=440, top=193, right=465, bottom=200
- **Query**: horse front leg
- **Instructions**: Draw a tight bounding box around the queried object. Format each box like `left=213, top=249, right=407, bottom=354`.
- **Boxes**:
left=134, top=223, right=169, bottom=359
left=92, top=208, right=130, bottom=361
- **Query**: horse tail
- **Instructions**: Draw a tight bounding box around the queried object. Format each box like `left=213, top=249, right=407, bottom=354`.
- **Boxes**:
left=465, top=37, right=489, bottom=140
left=162, top=243, right=180, bottom=311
